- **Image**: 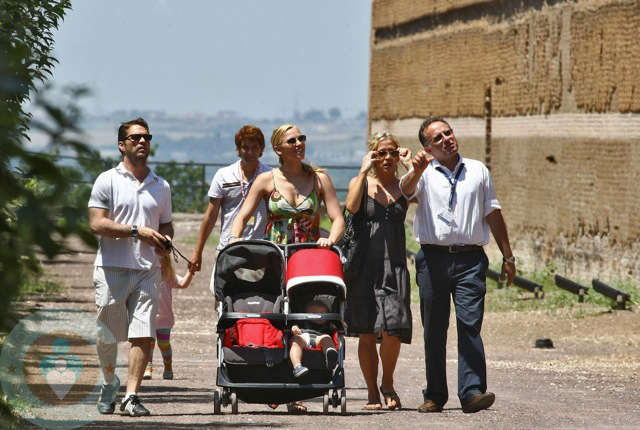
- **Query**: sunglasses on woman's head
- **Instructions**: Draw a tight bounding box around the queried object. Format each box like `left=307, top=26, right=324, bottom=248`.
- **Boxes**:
left=375, top=150, right=399, bottom=158
left=285, top=135, right=306, bottom=145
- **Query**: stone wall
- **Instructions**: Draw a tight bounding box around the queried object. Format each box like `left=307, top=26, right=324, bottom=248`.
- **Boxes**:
left=370, top=0, right=640, bottom=280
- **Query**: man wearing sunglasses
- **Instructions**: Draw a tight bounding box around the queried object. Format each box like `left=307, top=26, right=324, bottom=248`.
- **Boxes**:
left=400, top=117, right=515, bottom=415
left=89, top=117, right=174, bottom=417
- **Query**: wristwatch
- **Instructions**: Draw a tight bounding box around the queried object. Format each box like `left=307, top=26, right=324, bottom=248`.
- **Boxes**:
left=503, top=255, right=515, bottom=264
left=131, top=225, right=138, bottom=238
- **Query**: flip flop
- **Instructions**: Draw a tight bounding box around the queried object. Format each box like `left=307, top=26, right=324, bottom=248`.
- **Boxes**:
left=380, top=385, right=402, bottom=410
left=286, top=401, right=307, bottom=414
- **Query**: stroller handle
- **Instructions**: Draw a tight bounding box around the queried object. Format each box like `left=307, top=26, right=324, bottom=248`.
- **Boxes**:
left=217, top=312, right=287, bottom=332
left=284, top=242, right=344, bottom=260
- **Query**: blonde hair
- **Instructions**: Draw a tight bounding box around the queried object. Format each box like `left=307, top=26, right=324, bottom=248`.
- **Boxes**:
left=367, top=131, right=401, bottom=178
left=160, top=253, right=176, bottom=284
left=270, top=124, right=324, bottom=173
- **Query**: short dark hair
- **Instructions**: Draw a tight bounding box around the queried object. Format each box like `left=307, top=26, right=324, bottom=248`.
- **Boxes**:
left=118, top=117, right=149, bottom=142
left=235, top=125, right=265, bottom=150
left=418, top=117, right=450, bottom=147
left=117, top=117, right=149, bottom=155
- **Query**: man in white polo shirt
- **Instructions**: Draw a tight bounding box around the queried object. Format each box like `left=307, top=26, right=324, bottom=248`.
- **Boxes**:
left=188, top=125, right=271, bottom=272
left=401, top=117, right=516, bottom=415
left=89, top=117, right=173, bottom=417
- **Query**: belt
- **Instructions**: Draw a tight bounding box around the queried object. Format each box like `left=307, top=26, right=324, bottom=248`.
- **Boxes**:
left=421, top=244, right=484, bottom=253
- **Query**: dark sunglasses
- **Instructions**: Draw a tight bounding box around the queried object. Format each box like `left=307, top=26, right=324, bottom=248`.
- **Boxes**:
left=376, top=149, right=399, bottom=158
left=125, top=133, right=153, bottom=142
left=285, top=135, right=306, bottom=145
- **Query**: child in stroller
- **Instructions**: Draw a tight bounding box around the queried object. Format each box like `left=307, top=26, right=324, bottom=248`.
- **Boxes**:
left=290, top=300, right=339, bottom=378
left=213, top=241, right=347, bottom=415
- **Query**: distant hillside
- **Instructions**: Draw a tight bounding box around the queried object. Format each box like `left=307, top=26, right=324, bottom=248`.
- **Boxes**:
left=28, top=110, right=369, bottom=198
left=79, top=110, right=369, bottom=169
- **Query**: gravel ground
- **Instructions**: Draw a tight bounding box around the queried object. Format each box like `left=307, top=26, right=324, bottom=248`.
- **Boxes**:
left=15, top=214, right=640, bottom=429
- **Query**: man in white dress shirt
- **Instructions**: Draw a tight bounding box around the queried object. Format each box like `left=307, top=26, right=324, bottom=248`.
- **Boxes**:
left=400, top=117, right=516, bottom=414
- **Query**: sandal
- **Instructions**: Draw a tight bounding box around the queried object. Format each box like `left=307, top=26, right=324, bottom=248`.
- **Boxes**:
left=143, top=366, right=152, bottom=380
left=286, top=401, right=307, bottom=414
left=380, top=385, right=402, bottom=410
left=362, top=402, right=383, bottom=411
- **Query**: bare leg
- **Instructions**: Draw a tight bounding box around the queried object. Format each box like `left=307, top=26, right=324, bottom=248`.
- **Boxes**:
left=358, top=333, right=381, bottom=406
left=290, top=336, right=305, bottom=368
left=127, top=337, right=151, bottom=394
left=379, top=330, right=402, bottom=409
left=318, top=335, right=334, bottom=354
left=97, top=341, right=118, bottom=384
left=287, top=335, right=308, bottom=412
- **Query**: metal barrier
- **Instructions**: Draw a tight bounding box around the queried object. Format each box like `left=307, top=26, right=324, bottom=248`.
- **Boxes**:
left=554, top=275, right=589, bottom=303
left=592, top=279, right=631, bottom=310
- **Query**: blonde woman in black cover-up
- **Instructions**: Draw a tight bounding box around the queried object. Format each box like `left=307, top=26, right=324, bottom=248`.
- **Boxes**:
left=344, top=131, right=413, bottom=411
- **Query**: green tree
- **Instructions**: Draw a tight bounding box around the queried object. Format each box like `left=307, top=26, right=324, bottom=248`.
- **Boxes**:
left=154, top=161, right=208, bottom=213
left=0, top=0, right=97, bottom=346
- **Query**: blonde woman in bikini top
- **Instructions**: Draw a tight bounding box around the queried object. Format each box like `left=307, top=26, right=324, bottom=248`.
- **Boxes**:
left=229, top=124, right=345, bottom=249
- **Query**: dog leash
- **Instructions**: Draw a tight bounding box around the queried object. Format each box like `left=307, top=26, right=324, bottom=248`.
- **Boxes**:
left=164, top=239, right=191, bottom=264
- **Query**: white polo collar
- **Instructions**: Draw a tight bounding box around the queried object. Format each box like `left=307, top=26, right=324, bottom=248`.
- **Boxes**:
left=115, top=162, right=158, bottom=183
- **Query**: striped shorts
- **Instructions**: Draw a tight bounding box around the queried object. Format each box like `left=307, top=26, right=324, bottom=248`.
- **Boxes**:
left=94, top=266, right=161, bottom=342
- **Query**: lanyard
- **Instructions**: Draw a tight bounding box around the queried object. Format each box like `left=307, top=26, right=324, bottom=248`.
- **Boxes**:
left=238, top=163, right=260, bottom=201
left=435, top=162, right=464, bottom=211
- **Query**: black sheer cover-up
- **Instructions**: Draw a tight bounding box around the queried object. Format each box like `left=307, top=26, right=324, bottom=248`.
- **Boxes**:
left=344, top=194, right=412, bottom=344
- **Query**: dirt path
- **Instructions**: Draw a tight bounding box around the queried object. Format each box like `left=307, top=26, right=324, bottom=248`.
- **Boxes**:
left=18, top=214, right=640, bottom=429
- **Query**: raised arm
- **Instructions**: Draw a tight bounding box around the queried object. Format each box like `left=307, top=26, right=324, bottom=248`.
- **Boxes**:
left=189, top=197, right=222, bottom=272
left=486, top=209, right=516, bottom=287
left=317, top=172, right=345, bottom=249
left=400, top=150, right=433, bottom=197
left=229, top=172, right=271, bottom=240
left=345, top=151, right=376, bottom=214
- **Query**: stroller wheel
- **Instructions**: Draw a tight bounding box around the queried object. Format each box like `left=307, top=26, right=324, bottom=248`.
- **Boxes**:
left=322, top=392, right=330, bottom=414
left=340, top=388, right=347, bottom=415
left=332, top=389, right=339, bottom=408
left=230, top=391, right=238, bottom=414
left=213, top=390, right=221, bottom=415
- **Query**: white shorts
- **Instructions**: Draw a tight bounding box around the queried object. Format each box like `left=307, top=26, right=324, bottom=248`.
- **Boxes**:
left=94, top=266, right=160, bottom=342
left=298, top=332, right=331, bottom=349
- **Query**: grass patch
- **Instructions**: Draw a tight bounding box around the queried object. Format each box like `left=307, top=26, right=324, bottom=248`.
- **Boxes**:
left=179, top=232, right=220, bottom=248
left=17, top=273, right=63, bottom=298
left=406, top=258, right=640, bottom=313
left=486, top=262, right=640, bottom=316
left=405, top=222, right=419, bottom=255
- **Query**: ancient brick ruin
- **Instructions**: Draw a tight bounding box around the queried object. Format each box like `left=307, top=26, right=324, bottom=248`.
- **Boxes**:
left=369, top=0, right=640, bottom=279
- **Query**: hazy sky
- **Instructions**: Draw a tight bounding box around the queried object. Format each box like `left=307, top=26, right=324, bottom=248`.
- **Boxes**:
left=49, top=0, right=372, bottom=119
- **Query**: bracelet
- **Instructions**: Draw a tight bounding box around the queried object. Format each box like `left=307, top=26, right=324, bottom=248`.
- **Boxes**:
left=228, top=235, right=239, bottom=242
left=503, top=256, right=516, bottom=264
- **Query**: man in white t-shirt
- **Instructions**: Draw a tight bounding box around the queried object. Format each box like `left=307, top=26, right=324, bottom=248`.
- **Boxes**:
left=400, top=117, right=516, bottom=414
left=89, top=117, right=173, bottom=417
left=189, top=125, right=271, bottom=272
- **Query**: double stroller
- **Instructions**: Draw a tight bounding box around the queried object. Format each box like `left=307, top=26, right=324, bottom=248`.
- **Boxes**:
left=212, top=240, right=347, bottom=414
